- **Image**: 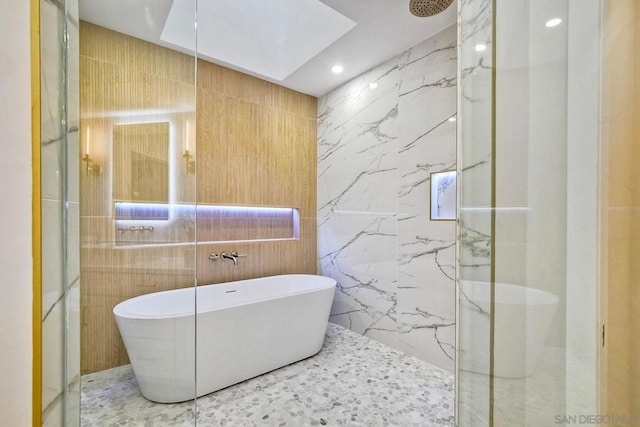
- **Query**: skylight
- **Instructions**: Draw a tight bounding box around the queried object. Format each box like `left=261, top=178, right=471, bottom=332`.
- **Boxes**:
left=160, top=0, right=357, bottom=81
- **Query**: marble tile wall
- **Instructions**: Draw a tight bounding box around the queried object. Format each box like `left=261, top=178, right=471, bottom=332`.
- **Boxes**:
left=317, top=24, right=457, bottom=372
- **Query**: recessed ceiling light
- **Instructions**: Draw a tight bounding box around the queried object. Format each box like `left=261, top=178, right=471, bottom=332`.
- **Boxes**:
left=474, top=44, right=487, bottom=52
left=369, top=82, right=378, bottom=90
left=545, top=18, right=562, bottom=27
left=331, top=65, right=344, bottom=74
left=448, top=116, right=456, bottom=122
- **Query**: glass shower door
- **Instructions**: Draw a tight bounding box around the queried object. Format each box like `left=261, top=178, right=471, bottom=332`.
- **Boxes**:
left=457, top=0, right=601, bottom=425
left=456, top=0, right=494, bottom=424
left=39, top=0, right=80, bottom=423
left=75, top=0, right=198, bottom=424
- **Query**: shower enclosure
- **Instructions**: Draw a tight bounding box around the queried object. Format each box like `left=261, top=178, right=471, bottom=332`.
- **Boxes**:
left=80, top=0, right=204, bottom=420
left=457, top=0, right=601, bottom=425
left=38, top=0, right=199, bottom=423
left=37, top=0, right=82, bottom=423
left=40, top=0, right=320, bottom=424
left=36, top=0, right=618, bottom=425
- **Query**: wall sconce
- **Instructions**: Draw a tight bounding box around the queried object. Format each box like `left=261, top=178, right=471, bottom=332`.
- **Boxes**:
left=183, top=149, right=195, bottom=174
left=83, top=127, right=102, bottom=176
left=183, top=120, right=195, bottom=174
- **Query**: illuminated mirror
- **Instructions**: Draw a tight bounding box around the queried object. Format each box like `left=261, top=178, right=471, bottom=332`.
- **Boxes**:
left=112, top=122, right=170, bottom=203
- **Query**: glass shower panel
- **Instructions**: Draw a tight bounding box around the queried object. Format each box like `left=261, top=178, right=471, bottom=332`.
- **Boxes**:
left=457, top=0, right=494, bottom=424
left=40, top=0, right=79, bottom=423
left=66, top=0, right=81, bottom=424
left=492, top=1, right=570, bottom=424
left=458, top=0, right=601, bottom=425
left=78, top=0, right=198, bottom=424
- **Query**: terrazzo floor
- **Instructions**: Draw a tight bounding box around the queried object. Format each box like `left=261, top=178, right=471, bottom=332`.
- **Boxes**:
left=81, top=323, right=454, bottom=426
left=458, top=347, right=594, bottom=426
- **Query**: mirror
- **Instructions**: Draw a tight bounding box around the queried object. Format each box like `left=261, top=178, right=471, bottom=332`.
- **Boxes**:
left=112, top=122, right=170, bottom=203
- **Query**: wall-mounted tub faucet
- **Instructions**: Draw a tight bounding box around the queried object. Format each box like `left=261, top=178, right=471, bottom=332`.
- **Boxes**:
left=209, top=251, right=247, bottom=265
left=215, top=251, right=247, bottom=266
left=220, top=252, right=237, bottom=265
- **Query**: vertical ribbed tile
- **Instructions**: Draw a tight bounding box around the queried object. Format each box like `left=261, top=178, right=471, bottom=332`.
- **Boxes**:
left=79, top=21, right=317, bottom=373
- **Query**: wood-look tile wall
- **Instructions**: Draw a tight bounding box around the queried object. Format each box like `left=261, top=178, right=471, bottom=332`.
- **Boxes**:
left=195, top=58, right=317, bottom=285
left=601, top=0, right=640, bottom=418
left=80, top=22, right=317, bottom=374
left=195, top=207, right=297, bottom=242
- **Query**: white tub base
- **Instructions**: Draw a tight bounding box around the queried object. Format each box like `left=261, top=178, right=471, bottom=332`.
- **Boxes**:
left=114, top=274, right=336, bottom=402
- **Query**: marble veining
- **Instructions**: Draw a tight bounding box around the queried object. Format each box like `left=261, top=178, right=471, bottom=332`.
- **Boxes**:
left=318, top=25, right=457, bottom=372
left=81, top=323, right=454, bottom=426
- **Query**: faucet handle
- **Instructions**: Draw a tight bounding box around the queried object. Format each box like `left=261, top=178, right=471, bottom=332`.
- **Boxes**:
left=230, top=251, right=247, bottom=258
left=208, top=253, right=220, bottom=261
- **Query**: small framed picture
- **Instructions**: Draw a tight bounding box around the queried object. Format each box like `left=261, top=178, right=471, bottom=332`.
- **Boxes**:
left=430, top=170, right=456, bottom=221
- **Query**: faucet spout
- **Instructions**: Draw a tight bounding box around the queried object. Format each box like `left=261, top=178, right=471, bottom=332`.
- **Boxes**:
left=220, top=252, right=238, bottom=265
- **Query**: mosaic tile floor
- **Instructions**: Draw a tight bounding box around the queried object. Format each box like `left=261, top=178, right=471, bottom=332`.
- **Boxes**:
left=81, top=323, right=454, bottom=426
left=457, top=346, right=594, bottom=426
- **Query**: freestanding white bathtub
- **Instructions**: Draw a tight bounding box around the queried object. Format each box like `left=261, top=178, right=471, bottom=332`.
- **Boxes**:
left=113, top=274, right=336, bottom=403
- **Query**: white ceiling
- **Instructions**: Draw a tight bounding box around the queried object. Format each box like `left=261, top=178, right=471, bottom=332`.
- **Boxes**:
left=78, top=0, right=457, bottom=97
left=160, top=0, right=357, bottom=82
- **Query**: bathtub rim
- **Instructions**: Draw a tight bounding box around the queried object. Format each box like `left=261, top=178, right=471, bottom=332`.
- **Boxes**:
left=459, top=280, right=559, bottom=306
left=113, top=274, right=336, bottom=320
